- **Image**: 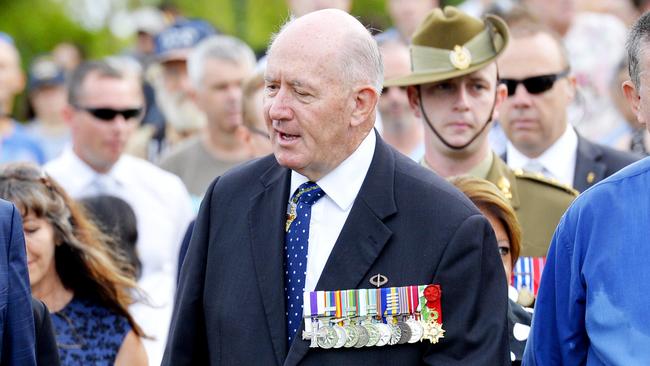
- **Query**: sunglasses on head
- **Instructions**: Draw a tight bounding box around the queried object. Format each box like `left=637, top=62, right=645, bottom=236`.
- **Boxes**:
left=75, top=106, right=143, bottom=121
left=500, top=69, right=570, bottom=97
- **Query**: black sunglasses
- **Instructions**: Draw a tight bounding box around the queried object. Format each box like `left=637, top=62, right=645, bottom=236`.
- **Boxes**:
left=75, top=106, right=143, bottom=121
left=500, top=69, right=570, bottom=97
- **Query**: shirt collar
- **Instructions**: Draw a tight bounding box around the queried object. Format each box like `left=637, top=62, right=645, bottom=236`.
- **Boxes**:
left=62, top=147, right=128, bottom=189
left=507, top=126, right=578, bottom=181
left=290, top=131, right=376, bottom=211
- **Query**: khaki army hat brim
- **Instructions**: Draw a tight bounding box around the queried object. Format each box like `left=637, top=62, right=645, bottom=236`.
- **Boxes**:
left=384, top=9, right=510, bottom=87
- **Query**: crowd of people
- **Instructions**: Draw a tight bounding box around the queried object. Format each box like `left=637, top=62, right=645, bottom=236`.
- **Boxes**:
left=2, top=0, right=650, bottom=365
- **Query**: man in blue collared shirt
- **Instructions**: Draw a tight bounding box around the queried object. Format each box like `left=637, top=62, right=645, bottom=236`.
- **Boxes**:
left=523, top=12, right=650, bottom=365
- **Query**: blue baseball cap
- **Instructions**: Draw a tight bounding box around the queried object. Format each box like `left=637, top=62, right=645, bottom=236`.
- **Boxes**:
left=154, top=19, right=217, bottom=62
left=28, top=56, right=66, bottom=91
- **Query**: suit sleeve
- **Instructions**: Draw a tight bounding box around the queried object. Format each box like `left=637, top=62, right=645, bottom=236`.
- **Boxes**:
left=424, top=214, right=509, bottom=365
left=162, top=178, right=218, bottom=365
left=32, top=298, right=60, bottom=366
left=2, top=204, right=37, bottom=366
left=522, top=215, right=588, bottom=365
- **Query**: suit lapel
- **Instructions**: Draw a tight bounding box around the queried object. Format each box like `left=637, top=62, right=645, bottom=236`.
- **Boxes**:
left=574, top=135, right=605, bottom=192
left=285, top=135, right=397, bottom=365
left=249, top=162, right=291, bottom=366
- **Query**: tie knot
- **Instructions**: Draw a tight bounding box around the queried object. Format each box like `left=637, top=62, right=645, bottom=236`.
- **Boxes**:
left=293, top=181, right=325, bottom=206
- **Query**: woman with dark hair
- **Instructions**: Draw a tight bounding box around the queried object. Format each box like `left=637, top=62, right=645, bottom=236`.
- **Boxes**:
left=0, top=162, right=147, bottom=365
left=79, top=195, right=141, bottom=280
left=450, top=176, right=530, bottom=365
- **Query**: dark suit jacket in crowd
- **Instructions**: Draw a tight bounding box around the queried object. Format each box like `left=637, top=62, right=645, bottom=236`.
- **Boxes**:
left=573, top=135, right=641, bottom=192
left=31, top=298, right=60, bottom=366
left=162, top=134, right=509, bottom=365
left=0, top=199, right=37, bottom=366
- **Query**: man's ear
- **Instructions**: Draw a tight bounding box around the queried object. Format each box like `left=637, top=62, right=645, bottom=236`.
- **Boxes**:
left=406, top=85, right=422, bottom=118
left=565, top=74, right=577, bottom=102
left=623, top=80, right=644, bottom=125
left=62, top=104, right=76, bottom=128
left=492, top=82, right=508, bottom=120
left=350, top=86, right=379, bottom=127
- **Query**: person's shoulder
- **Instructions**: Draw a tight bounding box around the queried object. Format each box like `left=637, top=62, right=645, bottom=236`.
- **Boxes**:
left=593, top=140, right=642, bottom=166
left=512, top=168, right=579, bottom=199
left=393, top=152, right=478, bottom=215
left=158, top=137, right=202, bottom=167
left=0, top=198, right=13, bottom=213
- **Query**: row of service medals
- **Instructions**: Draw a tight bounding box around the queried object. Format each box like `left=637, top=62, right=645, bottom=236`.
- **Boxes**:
left=302, top=284, right=444, bottom=349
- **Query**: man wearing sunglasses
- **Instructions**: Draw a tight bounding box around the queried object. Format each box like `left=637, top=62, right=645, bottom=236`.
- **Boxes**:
left=45, top=59, right=194, bottom=365
left=497, top=19, right=639, bottom=192
left=385, top=7, right=576, bottom=259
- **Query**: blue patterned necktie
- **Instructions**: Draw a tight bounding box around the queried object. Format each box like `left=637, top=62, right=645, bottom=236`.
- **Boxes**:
left=284, top=181, right=325, bottom=345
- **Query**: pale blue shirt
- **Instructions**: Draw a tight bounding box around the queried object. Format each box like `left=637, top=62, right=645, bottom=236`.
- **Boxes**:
left=523, top=157, right=650, bottom=365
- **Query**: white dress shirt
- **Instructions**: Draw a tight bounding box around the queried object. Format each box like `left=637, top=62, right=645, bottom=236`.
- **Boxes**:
left=290, top=131, right=376, bottom=293
left=507, top=126, right=578, bottom=187
left=45, top=148, right=194, bottom=366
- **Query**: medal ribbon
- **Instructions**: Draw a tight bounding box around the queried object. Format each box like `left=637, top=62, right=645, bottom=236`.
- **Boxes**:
left=368, top=288, right=377, bottom=317
left=347, top=289, right=357, bottom=317
left=335, top=290, right=343, bottom=319
left=358, top=289, right=368, bottom=317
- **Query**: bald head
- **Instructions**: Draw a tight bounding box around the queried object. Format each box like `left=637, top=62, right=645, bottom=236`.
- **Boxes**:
left=268, top=9, right=382, bottom=93
left=264, top=9, right=382, bottom=180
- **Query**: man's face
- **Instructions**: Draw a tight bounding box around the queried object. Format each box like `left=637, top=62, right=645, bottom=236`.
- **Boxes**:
left=388, top=0, right=437, bottom=40
left=194, top=58, right=252, bottom=133
left=379, top=44, right=418, bottom=136
left=0, top=41, right=24, bottom=113
left=67, top=73, right=143, bottom=173
left=497, top=33, right=575, bottom=158
left=408, top=64, right=503, bottom=154
left=30, top=84, right=67, bottom=123
left=264, top=32, right=357, bottom=180
left=162, top=59, right=191, bottom=95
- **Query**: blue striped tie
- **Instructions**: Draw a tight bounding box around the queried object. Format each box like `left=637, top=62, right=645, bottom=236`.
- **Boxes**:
left=284, top=181, right=325, bottom=345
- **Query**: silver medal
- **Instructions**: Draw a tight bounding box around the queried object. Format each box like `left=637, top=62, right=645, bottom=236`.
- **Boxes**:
left=343, top=325, right=359, bottom=348
left=375, top=323, right=392, bottom=346
left=332, top=325, right=347, bottom=348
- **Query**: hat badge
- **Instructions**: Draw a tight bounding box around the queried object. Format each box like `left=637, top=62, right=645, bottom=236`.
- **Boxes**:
left=449, top=45, right=471, bottom=70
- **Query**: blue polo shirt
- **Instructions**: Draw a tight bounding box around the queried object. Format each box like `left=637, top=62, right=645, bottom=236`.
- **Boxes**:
left=523, top=157, right=650, bottom=365
left=1, top=121, right=45, bottom=164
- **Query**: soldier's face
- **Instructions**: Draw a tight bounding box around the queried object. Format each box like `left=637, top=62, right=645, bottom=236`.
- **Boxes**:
left=408, top=64, right=504, bottom=154
left=497, top=33, right=576, bottom=158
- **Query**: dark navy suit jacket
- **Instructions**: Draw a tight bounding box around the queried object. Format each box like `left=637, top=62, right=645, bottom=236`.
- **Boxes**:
left=0, top=199, right=37, bottom=365
left=573, top=135, right=641, bottom=192
left=163, top=135, right=509, bottom=365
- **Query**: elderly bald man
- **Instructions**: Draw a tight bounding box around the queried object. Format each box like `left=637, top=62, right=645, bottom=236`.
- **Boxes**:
left=162, top=9, right=508, bottom=366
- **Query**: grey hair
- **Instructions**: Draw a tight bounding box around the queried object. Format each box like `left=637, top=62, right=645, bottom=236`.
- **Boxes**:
left=627, top=11, right=650, bottom=88
left=268, top=17, right=384, bottom=94
left=187, top=35, right=256, bottom=89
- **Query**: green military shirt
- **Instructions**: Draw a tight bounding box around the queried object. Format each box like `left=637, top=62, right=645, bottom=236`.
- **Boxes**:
left=422, top=152, right=577, bottom=256
left=484, top=153, right=577, bottom=257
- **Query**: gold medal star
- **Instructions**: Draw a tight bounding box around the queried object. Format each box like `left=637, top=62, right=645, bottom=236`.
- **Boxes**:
left=420, top=321, right=445, bottom=344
